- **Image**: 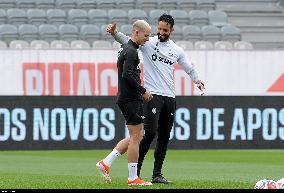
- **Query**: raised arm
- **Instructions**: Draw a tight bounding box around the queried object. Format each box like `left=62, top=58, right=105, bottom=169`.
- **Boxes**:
left=106, top=23, right=129, bottom=44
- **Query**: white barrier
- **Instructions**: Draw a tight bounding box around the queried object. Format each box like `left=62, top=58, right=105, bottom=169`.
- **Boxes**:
left=0, top=49, right=283, bottom=96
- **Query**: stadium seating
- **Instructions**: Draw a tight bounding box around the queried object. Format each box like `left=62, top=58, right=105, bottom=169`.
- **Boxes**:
left=158, top=0, right=177, bottom=10
left=149, top=9, right=167, bottom=24
left=46, top=9, right=66, bottom=25
left=36, top=0, right=55, bottom=9
left=55, top=0, right=76, bottom=10
left=128, top=9, right=148, bottom=24
left=80, top=24, right=100, bottom=44
left=136, top=0, right=159, bottom=12
left=197, top=0, right=216, bottom=11
left=27, top=9, right=47, bottom=25
left=9, top=39, right=29, bottom=48
left=194, top=40, right=214, bottom=49
left=221, top=25, right=241, bottom=42
left=38, top=24, right=58, bottom=42
left=182, top=25, right=202, bottom=42
left=169, top=10, right=189, bottom=25
left=67, top=9, right=88, bottom=27
left=0, top=40, right=8, bottom=48
left=7, top=8, right=27, bottom=25
left=233, top=41, right=253, bottom=49
left=217, top=0, right=283, bottom=48
left=76, top=0, right=97, bottom=10
left=170, top=25, right=183, bottom=41
left=92, top=40, right=112, bottom=49
left=50, top=40, right=70, bottom=49
left=16, top=0, right=36, bottom=9
left=96, top=0, right=116, bottom=9
left=50, top=39, right=70, bottom=48
left=214, top=40, right=233, bottom=49
left=0, top=24, right=19, bottom=43
left=176, top=40, right=194, bottom=50
left=208, top=10, right=228, bottom=27
left=150, top=24, right=157, bottom=33
left=188, top=10, right=209, bottom=27
left=58, top=24, right=79, bottom=41
left=0, top=9, right=6, bottom=25
left=18, top=24, right=38, bottom=42
left=176, top=0, right=197, bottom=11
left=0, top=0, right=269, bottom=49
left=0, top=0, right=16, bottom=9
left=70, top=40, right=90, bottom=48
left=108, top=9, right=128, bottom=24
left=88, top=9, right=108, bottom=25
left=201, top=25, right=222, bottom=42
left=30, top=39, right=50, bottom=48
left=116, top=0, right=136, bottom=10
left=120, top=24, right=133, bottom=36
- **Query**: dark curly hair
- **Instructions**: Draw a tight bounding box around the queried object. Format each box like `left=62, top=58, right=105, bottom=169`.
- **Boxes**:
left=158, top=13, right=175, bottom=28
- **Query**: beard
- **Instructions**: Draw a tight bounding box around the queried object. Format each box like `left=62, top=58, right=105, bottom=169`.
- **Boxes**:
left=157, top=33, right=169, bottom=42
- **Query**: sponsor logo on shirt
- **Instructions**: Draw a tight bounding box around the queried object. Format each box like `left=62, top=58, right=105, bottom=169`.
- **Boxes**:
left=151, top=53, right=174, bottom=65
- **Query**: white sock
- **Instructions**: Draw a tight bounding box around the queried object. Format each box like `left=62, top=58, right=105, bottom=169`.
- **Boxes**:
left=128, top=163, right=138, bottom=181
left=103, top=148, right=121, bottom=167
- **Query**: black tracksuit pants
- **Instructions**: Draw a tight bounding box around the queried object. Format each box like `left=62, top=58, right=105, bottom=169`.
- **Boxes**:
left=137, top=94, right=176, bottom=178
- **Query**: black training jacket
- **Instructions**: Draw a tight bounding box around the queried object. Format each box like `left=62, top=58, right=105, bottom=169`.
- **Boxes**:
left=116, top=39, right=146, bottom=104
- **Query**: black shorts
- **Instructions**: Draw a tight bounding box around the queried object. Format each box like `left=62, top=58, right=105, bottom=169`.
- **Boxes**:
left=118, top=101, right=144, bottom=125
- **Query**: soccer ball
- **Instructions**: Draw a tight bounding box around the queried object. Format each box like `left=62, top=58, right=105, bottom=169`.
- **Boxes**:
left=276, top=178, right=284, bottom=189
left=254, top=179, right=268, bottom=189
left=254, top=179, right=277, bottom=189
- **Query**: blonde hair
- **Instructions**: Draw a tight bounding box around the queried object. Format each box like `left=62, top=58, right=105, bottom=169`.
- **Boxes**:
left=132, top=19, right=151, bottom=32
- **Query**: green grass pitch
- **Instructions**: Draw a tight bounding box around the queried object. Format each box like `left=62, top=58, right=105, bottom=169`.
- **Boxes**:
left=0, top=149, right=283, bottom=189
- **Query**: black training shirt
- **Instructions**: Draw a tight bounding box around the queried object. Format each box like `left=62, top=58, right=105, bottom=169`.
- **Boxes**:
left=116, top=39, right=146, bottom=104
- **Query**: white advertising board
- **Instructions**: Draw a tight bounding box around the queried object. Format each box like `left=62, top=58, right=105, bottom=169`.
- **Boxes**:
left=0, top=49, right=283, bottom=96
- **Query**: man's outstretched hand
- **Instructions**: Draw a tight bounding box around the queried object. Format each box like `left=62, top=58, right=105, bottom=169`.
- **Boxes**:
left=106, top=23, right=117, bottom=36
left=196, top=80, right=205, bottom=95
